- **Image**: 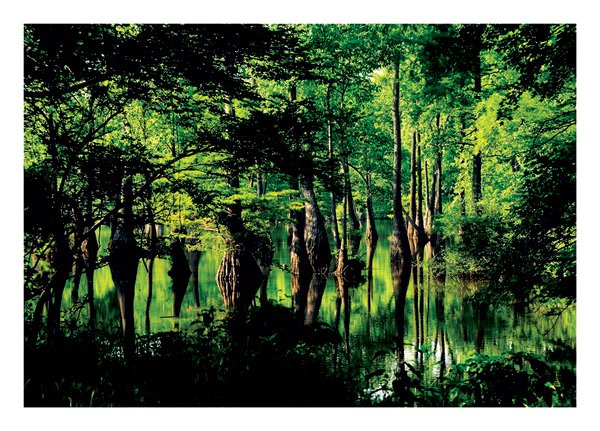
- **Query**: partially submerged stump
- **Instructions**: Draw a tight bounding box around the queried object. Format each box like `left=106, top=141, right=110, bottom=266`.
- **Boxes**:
left=216, top=243, right=264, bottom=309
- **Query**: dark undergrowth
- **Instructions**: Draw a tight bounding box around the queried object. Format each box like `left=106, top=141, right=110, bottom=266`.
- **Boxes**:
left=25, top=303, right=575, bottom=407
left=25, top=303, right=354, bottom=407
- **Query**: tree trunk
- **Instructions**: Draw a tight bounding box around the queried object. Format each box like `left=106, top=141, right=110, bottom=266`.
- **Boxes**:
left=365, top=237, right=377, bottom=340
left=472, top=151, right=482, bottom=212
left=344, top=159, right=360, bottom=233
left=256, top=170, right=267, bottom=196
left=289, top=179, right=312, bottom=319
left=250, top=233, right=274, bottom=307
left=329, top=191, right=341, bottom=251
left=69, top=207, right=86, bottom=303
left=417, top=269, right=425, bottom=370
left=365, top=173, right=378, bottom=246
left=187, top=249, right=201, bottom=311
left=29, top=285, right=51, bottom=343
left=424, top=160, right=432, bottom=237
left=169, top=237, right=191, bottom=331
left=472, top=28, right=483, bottom=213
left=291, top=269, right=311, bottom=321
left=416, top=134, right=425, bottom=246
left=335, top=272, right=352, bottom=363
left=434, top=284, right=447, bottom=376
left=412, top=263, right=420, bottom=359
left=289, top=82, right=331, bottom=275
left=216, top=244, right=264, bottom=309
left=337, top=176, right=348, bottom=275
left=70, top=253, right=83, bottom=303
left=216, top=171, right=264, bottom=309
left=304, top=273, right=327, bottom=327
left=145, top=255, right=154, bottom=334
left=390, top=58, right=412, bottom=269
left=336, top=80, right=359, bottom=236
left=145, top=219, right=158, bottom=331
left=342, top=280, right=351, bottom=364
left=289, top=180, right=311, bottom=276
left=78, top=215, right=98, bottom=329
left=81, top=227, right=98, bottom=328
left=301, top=174, right=331, bottom=274
left=46, top=234, right=71, bottom=341
left=326, top=85, right=341, bottom=251
left=392, top=261, right=410, bottom=353
left=341, top=154, right=361, bottom=258
left=408, top=131, right=418, bottom=255
left=219, top=94, right=272, bottom=307
left=108, top=176, right=138, bottom=359
left=435, top=152, right=443, bottom=216
left=431, top=153, right=446, bottom=280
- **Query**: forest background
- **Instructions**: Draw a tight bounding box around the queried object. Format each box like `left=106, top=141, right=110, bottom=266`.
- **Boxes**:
left=4, top=0, right=600, bottom=429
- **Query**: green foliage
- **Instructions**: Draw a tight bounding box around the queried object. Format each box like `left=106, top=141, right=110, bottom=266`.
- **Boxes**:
left=441, top=211, right=510, bottom=281
left=445, top=351, right=575, bottom=407
left=358, top=348, right=575, bottom=407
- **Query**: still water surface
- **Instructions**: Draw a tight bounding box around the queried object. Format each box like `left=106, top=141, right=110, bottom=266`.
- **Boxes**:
left=62, top=221, right=575, bottom=378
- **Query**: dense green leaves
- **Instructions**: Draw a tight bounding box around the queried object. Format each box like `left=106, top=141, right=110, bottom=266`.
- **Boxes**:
left=24, top=24, right=576, bottom=406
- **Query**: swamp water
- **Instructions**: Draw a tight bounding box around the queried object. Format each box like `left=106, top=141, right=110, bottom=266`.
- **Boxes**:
left=61, top=221, right=575, bottom=385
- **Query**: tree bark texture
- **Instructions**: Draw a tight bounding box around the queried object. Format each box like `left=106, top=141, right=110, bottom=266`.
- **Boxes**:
left=390, top=59, right=412, bottom=269
left=408, top=131, right=420, bottom=255
left=216, top=245, right=264, bottom=309
left=216, top=172, right=265, bottom=309
left=301, top=174, right=331, bottom=274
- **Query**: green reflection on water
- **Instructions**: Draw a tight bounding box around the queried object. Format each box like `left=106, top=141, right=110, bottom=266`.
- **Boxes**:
left=62, top=221, right=575, bottom=372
